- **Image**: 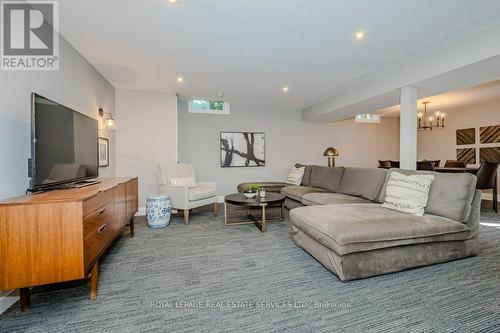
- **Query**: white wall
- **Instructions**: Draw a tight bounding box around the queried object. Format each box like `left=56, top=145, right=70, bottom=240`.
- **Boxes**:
left=0, top=37, right=115, bottom=312
left=418, top=99, right=500, bottom=199
left=178, top=100, right=399, bottom=196
left=115, top=89, right=177, bottom=207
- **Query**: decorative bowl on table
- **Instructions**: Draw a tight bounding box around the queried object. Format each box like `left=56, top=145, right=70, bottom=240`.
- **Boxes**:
left=243, top=191, right=257, bottom=199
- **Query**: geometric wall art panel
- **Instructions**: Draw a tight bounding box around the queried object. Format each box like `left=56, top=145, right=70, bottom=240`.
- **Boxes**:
left=479, top=147, right=500, bottom=163
left=480, top=125, right=500, bottom=144
left=456, top=148, right=476, bottom=165
left=456, top=128, right=475, bottom=145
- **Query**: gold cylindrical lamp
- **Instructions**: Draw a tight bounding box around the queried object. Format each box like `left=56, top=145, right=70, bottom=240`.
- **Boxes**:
left=323, top=147, right=339, bottom=167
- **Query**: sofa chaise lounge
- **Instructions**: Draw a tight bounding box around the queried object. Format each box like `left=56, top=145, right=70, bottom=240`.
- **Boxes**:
left=240, top=165, right=480, bottom=281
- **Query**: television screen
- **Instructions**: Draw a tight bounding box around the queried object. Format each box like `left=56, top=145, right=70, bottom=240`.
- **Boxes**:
left=31, top=93, right=98, bottom=190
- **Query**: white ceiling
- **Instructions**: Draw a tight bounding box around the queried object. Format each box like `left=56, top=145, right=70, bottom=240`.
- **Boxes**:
left=378, top=80, right=500, bottom=117
left=58, top=0, right=500, bottom=111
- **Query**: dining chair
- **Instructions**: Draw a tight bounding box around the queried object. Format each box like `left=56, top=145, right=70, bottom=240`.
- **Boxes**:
left=444, top=160, right=466, bottom=168
left=378, top=160, right=391, bottom=168
left=475, top=161, right=499, bottom=213
left=417, top=161, right=436, bottom=171
left=389, top=160, right=400, bottom=168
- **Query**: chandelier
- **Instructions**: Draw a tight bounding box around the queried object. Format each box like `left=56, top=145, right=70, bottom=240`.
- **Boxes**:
left=417, top=101, right=445, bottom=130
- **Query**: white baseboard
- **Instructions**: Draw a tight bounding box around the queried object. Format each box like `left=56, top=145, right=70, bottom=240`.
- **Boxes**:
left=0, top=290, right=18, bottom=315
left=135, top=206, right=146, bottom=216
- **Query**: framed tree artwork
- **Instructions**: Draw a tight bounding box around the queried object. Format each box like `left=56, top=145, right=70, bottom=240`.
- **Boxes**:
left=98, top=137, right=110, bottom=167
left=220, top=132, right=265, bottom=167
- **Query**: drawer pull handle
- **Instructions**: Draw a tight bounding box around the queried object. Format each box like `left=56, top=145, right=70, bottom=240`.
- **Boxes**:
left=97, top=208, right=106, bottom=216
left=97, top=224, right=106, bottom=234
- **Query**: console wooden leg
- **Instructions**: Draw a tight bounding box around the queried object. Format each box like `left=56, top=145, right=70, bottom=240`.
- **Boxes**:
left=90, top=261, right=99, bottom=300
left=183, top=209, right=190, bottom=224
left=19, top=288, right=30, bottom=312
left=130, top=217, right=135, bottom=237
left=214, top=202, right=218, bottom=216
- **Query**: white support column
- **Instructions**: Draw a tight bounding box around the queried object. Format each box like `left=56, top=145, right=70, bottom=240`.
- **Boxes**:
left=399, top=86, right=418, bottom=170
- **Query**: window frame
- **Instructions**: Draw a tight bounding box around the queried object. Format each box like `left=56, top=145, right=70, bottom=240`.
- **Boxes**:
left=355, top=113, right=381, bottom=123
left=188, top=100, right=231, bottom=115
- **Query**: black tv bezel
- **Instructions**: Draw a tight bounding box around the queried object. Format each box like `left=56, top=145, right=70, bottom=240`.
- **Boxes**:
left=29, top=93, right=99, bottom=191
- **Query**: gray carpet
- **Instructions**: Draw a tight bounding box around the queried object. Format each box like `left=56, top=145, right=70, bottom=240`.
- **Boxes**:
left=1, top=207, right=500, bottom=333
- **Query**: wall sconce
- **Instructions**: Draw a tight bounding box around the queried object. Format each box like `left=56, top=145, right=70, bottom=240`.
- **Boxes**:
left=99, top=108, right=116, bottom=130
left=323, top=147, right=339, bottom=167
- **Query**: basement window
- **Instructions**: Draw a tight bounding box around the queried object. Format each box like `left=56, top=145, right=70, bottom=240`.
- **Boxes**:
left=188, top=100, right=230, bottom=115
left=355, top=113, right=381, bottom=123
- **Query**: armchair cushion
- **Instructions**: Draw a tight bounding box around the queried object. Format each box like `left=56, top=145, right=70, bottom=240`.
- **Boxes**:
left=170, top=176, right=197, bottom=188
left=189, top=186, right=216, bottom=202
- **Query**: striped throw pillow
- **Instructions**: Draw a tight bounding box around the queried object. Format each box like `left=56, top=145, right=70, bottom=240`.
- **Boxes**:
left=286, top=166, right=305, bottom=186
left=170, top=176, right=197, bottom=188
left=382, top=172, right=434, bottom=216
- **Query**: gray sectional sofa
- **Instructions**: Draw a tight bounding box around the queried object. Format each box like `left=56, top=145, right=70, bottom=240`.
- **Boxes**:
left=280, top=165, right=480, bottom=281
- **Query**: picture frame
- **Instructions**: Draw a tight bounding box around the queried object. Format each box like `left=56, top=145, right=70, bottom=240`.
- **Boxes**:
left=220, top=131, right=265, bottom=167
left=98, top=137, right=110, bottom=167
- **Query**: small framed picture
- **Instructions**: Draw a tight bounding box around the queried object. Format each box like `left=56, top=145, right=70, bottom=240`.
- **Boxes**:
left=98, top=137, right=110, bottom=167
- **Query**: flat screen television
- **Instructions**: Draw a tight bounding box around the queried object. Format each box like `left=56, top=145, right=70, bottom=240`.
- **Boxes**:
left=29, top=93, right=99, bottom=191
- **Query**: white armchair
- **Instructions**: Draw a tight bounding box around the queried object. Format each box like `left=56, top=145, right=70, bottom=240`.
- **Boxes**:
left=159, top=163, right=218, bottom=224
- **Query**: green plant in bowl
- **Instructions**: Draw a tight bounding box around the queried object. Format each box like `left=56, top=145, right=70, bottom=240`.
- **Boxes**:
left=248, top=184, right=262, bottom=193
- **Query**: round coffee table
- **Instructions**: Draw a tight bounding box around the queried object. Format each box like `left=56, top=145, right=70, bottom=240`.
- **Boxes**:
left=224, top=192, right=285, bottom=232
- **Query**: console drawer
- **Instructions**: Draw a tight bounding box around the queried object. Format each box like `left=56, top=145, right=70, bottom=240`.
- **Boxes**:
left=83, top=218, right=115, bottom=270
left=83, top=190, right=113, bottom=216
left=83, top=202, right=115, bottom=238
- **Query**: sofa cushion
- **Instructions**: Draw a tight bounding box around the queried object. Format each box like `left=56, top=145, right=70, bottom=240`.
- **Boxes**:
left=309, top=166, right=345, bottom=192
left=290, top=204, right=471, bottom=255
left=382, top=172, right=435, bottom=216
left=301, top=192, right=372, bottom=206
left=189, top=186, right=216, bottom=202
left=280, top=186, right=327, bottom=202
left=170, top=176, right=197, bottom=188
left=378, top=169, right=477, bottom=222
left=292, top=226, right=479, bottom=281
left=338, top=167, right=387, bottom=201
left=295, top=163, right=313, bottom=186
left=286, top=166, right=305, bottom=186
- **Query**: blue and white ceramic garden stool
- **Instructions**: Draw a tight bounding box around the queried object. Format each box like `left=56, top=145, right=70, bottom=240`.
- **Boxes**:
left=146, top=195, right=171, bottom=228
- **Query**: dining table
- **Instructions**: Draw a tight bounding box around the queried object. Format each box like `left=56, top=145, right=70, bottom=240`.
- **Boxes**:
left=435, top=167, right=479, bottom=174
left=377, top=166, right=480, bottom=174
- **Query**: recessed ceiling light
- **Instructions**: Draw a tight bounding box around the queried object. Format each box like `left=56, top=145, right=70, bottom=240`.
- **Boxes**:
left=177, top=76, right=184, bottom=83
left=354, top=31, right=366, bottom=40
left=282, top=86, right=289, bottom=93
left=167, top=0, right=179, bottom=4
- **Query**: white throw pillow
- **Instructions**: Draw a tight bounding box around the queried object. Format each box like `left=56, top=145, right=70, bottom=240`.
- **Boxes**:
left=170, top=176, right=197, bottom=188
left=382, top=172, right=434, bottom=216
left=286, top=166, right=305, bottom=186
